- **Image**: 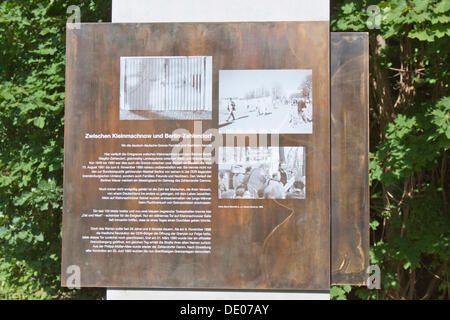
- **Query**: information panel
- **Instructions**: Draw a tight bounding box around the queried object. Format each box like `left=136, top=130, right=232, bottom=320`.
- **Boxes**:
left=62, top=22, right=330, bottom=290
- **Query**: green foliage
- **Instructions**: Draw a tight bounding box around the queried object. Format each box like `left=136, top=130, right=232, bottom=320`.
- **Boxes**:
left=372, top=98, right=449, bottom=185
left=330, top=285, right=352, bottom=300
left=332, top=0, right=449, bottom=300
left=0, top=0, right=110, bottom=300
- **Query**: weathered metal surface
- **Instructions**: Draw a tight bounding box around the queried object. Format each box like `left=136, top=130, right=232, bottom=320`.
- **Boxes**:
left=62, top=22, right=330, bottom=289
left=330, top=32, right=370, bottom=285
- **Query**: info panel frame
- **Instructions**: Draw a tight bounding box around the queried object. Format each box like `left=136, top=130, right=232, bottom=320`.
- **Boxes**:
left=62, top=22, right=330, bottom=290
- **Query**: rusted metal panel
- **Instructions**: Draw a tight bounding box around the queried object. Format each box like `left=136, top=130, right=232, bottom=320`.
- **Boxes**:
left=62, top=22, right=330, bottom=290
left=330, top=32, right=370, bottom=285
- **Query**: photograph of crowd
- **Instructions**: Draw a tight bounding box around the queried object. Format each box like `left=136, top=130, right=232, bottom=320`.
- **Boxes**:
left=218, top=147, right=306, bottom=199
left=218, top=69, right=313, bottom=134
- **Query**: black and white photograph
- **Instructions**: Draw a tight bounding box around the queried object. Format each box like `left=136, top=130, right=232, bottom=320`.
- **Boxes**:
left=218, top=147, right=306, bottom=199
left=120, top=56, right=212, bottom=120
left=218, top=69, right=313, bottom=134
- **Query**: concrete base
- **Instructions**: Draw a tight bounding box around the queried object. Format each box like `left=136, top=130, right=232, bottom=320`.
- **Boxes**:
left=108, top=0, right=331, bottom=300
left=112, top=0, right=330, bottom=23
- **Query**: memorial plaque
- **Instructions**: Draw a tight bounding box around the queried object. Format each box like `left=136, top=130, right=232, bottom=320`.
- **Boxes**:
left=62, top=22, right=330, bottom=289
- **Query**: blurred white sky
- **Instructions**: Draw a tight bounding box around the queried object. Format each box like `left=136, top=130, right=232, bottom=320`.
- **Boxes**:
left=219, top=69, right=311, bottom=99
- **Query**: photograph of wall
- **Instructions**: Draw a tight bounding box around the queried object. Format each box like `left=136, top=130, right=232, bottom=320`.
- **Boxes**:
left=120, top=56, right=212, bottom=120
left=218, top=146, right=306, bottom=199
left=219, top=69, right=313, bottom=134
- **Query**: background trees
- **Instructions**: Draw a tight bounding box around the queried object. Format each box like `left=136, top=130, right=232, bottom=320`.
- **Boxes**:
left=0, top=0, right=110, bottom=299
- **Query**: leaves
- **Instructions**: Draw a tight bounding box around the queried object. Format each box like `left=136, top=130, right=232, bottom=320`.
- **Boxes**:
left=0, top=0, right=111, bottom=300
left=332, top=0, right=449, bottom=300
left=33, top=117, right=45, bottom=129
